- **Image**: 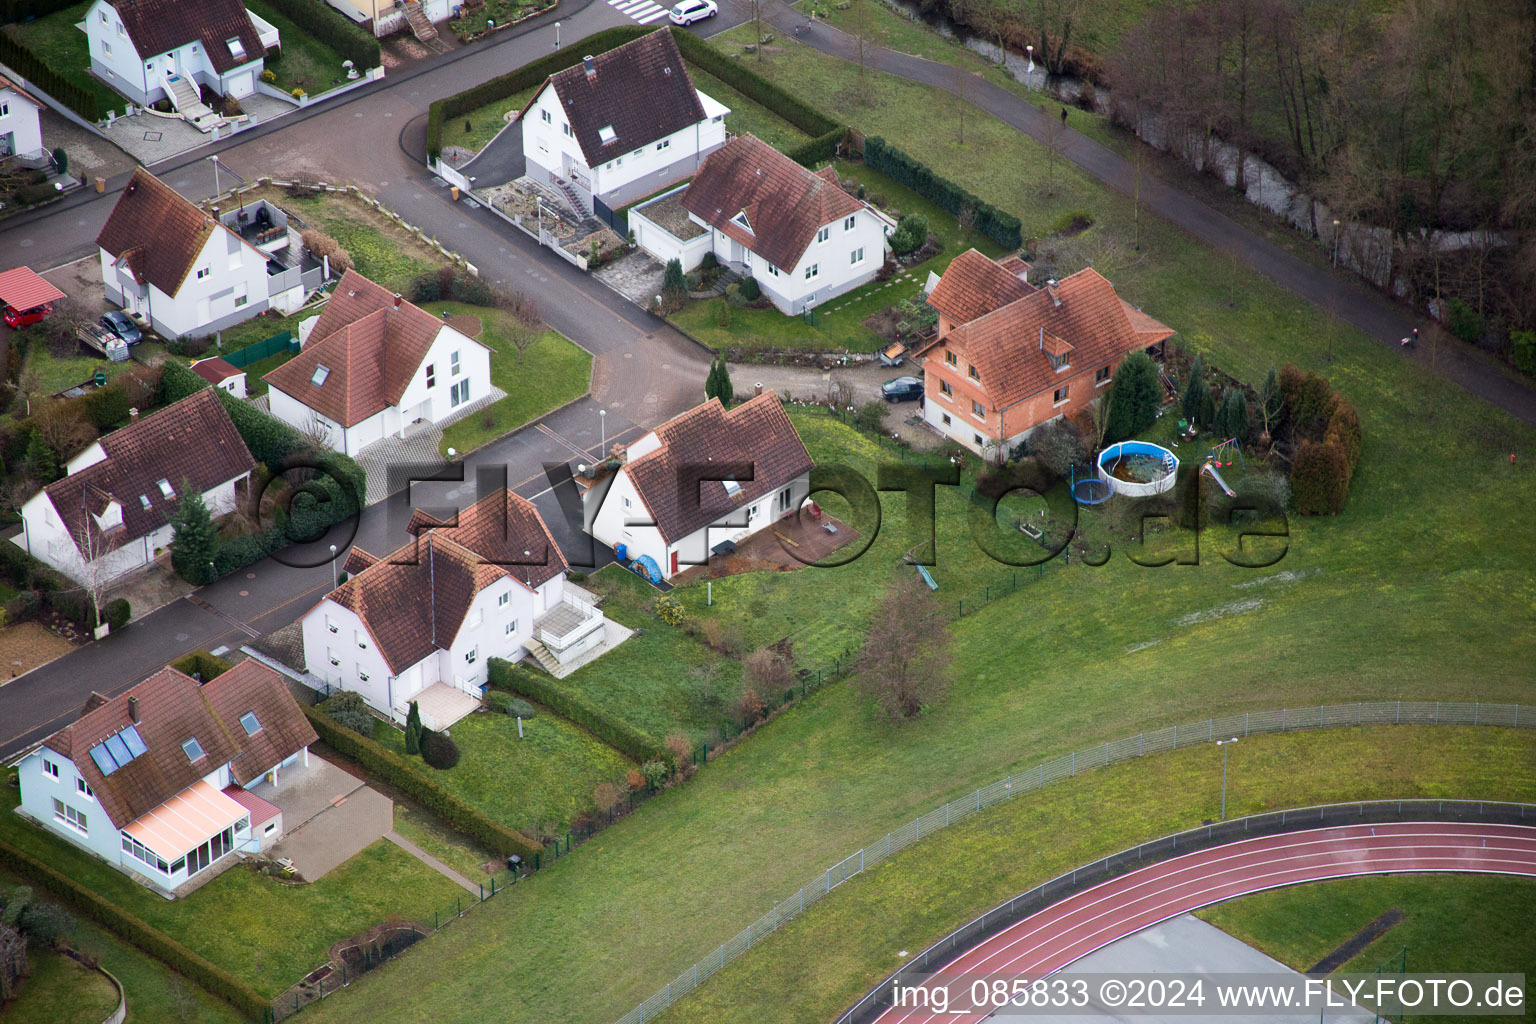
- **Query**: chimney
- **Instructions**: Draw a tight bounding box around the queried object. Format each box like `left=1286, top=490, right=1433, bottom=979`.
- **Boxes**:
left=583, top=55, right=596, bottom=78
left=393, top=292, right=403, bottom=308
left=754, top=382, right=763, bottom=397
left=1046, top=284, right=1061, bottom=308
left=129, top=407, right=139, bottom=421
left=128, top=695, right=140, bottom=722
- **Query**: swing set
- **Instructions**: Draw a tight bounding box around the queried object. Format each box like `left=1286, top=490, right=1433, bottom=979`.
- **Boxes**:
left=1206, top=438, right=1246, bottom=470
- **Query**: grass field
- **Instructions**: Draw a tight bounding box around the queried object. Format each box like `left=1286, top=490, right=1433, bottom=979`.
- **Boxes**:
left=0, top=946, right=120, bottom=1024
left=0, top=776, right=466, bottom=997
left=1, top=1, right=127, bottom=117
left=1, top=868, right=249, bottom=1024
left=1199, top=876, right=1536, bottom=1022
left=246, top=0, right=346, bottom=98
left=434, top=303, right=591, bottom=457
left=302, top=726, right=1536, bottom=1024
left=373, top=709, right=633, bottom=835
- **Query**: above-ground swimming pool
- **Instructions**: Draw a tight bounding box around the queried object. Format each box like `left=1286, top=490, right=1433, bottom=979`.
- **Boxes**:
left=1098, top=441, right=1179, bottom=497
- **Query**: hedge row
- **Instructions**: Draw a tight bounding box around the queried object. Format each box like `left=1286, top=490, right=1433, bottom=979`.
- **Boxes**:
left=0, top=838, right=269, bottom=1019
left=787, top=127, right=845, bottom=168
left=0, top=34, right=102, bottom=122
left=864, top=136, right=1023, bottom=249
left=0, top=0, right=77, bottom=21
left=427, top=26, right=647, bottom=160
left=0, top=542, right=68, bottom=594
left=260, top=0, right=381, bottom=73
left=487, top=658, right=671, bottom=767
left=302, top=705, right=542, bottom=859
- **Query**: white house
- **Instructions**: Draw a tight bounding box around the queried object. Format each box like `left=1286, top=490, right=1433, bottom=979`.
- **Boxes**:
left=580, top=392, right=813, bottom=582
left=517, top=30, right=729, bottom=218
left=321, top=0, right=447, bottom=38
left=14, top=388, right=256, bottom=586
left=262, top=269, right=495, bottom=456
left=191, top=355, right=248, bottom=398
left=96, top=168, right=300, bottom=340
left=302, top=489, right=608, bottom=726
left=0, top=75, right=45, bottom=162
left=13, top=660, right=317, bottom=896
left=82, top=0, right=277, bottom=107
left=631, top=134, right=893, bottom=315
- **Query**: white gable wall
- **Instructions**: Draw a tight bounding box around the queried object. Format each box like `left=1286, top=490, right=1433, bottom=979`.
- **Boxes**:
left=718, top=207, right=889, bottom=316
left=98, top=225, right=272, bottom=340
left=0, top=86, right=44, bottom=160
left=83, top=0, right=265, bottom=106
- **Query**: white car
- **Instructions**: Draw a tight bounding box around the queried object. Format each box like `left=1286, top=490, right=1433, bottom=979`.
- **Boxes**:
left=669, top=0, right=717, bottom=24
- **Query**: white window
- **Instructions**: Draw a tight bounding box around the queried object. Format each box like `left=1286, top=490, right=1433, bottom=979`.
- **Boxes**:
left=941, top=413, right=952, bottom=426
left=465, top=647, right=478, bottom=664
left=196, top=267, right=209, bottom=279
left=598, top=125, right=616, bottom=145
left=541, top=109, right=552, bottom=124
left=76, top=778, right=93, bottom=799
left=451, top=351, right=461, bottom=376
left=121, top=834, right=167, bottom=873
left=98, top=9, right=106, bottom=21
left=971, top=399, right=985, bottom=419
left=181, top=738, right=205, bottom=762
left=850, top=247, right=865, bottom=265
left=264, top=822, right=277, bottom=835
left=115, top=21, right=123, bottom=36
left=102, top=40, right=112, bottom=57
left=0, top=102, right=6, bottom=117
left=974, top=433, right=984, bottom=446
left=450, top=380, right=470, bottom=407
left=766, top=263, right=780, bottom=278
left=359, top=671, right=370, bottom=682
left=622, top=496, right=631, bottom=509
left=356, top=630, right=368, bottom=649
left=1053, top=385, right=1069, bottom=405
left=327, top=616, right=338, bottom=634
left=817, top=227, right=830, bottom=244
left=750, top=503, right=760, bottom=517
left=844, top=215, right=856, bottom=231
left=562, top=123, right=573, bottom=137
left=328, top=649, right=340, bottom=667
left=656, top=139, right=670, bottom=151
left=234, top=282, right=248, bottom=308
left=41, top=757, right=60, bottom=779
left=804, top=264, right=819, bottom=280
left=226, top=36, right=246, bottom=60
left=505, top=621, right=518, bottom=635
left=239, top=712, right=261, bottom=736
left=158, top=478, right=175, bottom=499
left=615, top=156, right=623, bottom=168
left=53, top=798, right=87, bottom=835
left=425, top=364, right=435, bottom=388
left=498, top=592, right=510, bottom=607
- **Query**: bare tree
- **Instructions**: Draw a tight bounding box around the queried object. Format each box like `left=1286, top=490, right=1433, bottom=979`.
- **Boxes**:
left=68, top=512, right=125, bottom=635
left=855, top=575, right=953, bottom=721
left=744, top=645, right=792, bottom=695
left=33, top=409, right=97, bottom=461
left=14, top=366, right=41, bottom=418
left=0, top=477, right=36, bottom=520
left=1088, top=394, right=1111, bottom=452
left=506, top=319, right=540, bottom=364
left=300, top=412, right=334, bottom=451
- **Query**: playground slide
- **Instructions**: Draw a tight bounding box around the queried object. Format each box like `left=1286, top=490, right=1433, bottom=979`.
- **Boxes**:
left=1200, top=461, right=1236, bottom=497
left=916, top=565, right=938, bottom=590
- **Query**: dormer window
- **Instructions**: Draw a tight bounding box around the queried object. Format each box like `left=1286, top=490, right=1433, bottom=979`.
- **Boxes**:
left=598, top=125, right=616, bottom=145
left=93, top=500, right=124, bottom=533
left=311, top=365, right=331, bottom=387
left=731, top=211, right=752, bottom=233
left=157, top=479, right=175, bottom=499
left=226, top=36, right=246, bottom=60
left=723, top=479, right=743, bottom=500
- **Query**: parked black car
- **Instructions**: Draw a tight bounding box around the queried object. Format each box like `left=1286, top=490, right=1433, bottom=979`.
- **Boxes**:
left=99, top=311, right=143, bottom=346
left=881, top=375, right=924, bottom=402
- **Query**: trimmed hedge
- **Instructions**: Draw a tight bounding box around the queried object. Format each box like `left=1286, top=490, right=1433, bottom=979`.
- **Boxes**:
left=0, top=35, right=102, bottom=122
left=302, top=705, right=542, bottom=859
left=259, top=0, right=380, bottom=72
left=864, top=136, right=1023, bottom=249
left=0, top=542, right=68, bottom=594
left=0, top=838, right=269, bottom=1019
left=487, top=658, right=671, bottom=767
left=171, top=650, right=232, bottom=681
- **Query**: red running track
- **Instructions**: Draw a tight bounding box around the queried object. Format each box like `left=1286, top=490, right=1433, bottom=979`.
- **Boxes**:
left=876, top=822, right=1536, bottom=1024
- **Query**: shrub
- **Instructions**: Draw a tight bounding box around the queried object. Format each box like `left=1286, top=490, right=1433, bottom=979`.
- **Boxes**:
left=420, top=730, right=461, bottom=770
left=1290, top=438, right=1351, bottom=514
left=0, top=544, right=67, bottom=594
left=1029, top=419, right=1088, bottom=477
left=734, top=687, right=767, bottom=727
left=1325, top=396, right=1362, bottom=474
left=664, top=732, right=693, bottom=766
left=170, top=649, right=232, bottom=681
left=261, top=0, right=381, bottom=69
left=18, top=899, right=72, bottom=947
left=170, top=490, right=218, bottom=586
left=639, top=760, right=669, bottom=790
left=102, top=598, right=131, bottom=632
left=714, top=301, right=732, bottom=329
left=976, top=455, right=1056, bottom=499
left=662, top=258, right=685, bottom=295
left=1447, top=298, right=1484, bottom=343
left=0, top=36, right=100, bottom=122
left=853, top=400, right=888, bottom=434
left=738, top=275, right=761, bottom=301
left=45, top=591, right=96, bottom=630
left=506, top=698, right=536, bottom=719
left=319, top=691, right=374, bottom=734
left=700, top=251, right=719, bottom=270
left=654, top=593, right=685, bottom=627
left=1181, top=355, right=1214, bottom=428
left=1230, top=471, right=1291, bottom=520
left=889, top=213, right=929, bottom=256
left=4, top=591, right=41, bottom=623
left=625, top=767, right=645, bottom=792
left=1511, top=328, right=1536, bottom=377
left=593, top=781, right=621, bottom=815
left=303, top=706, right=540, bottom=858
left=260, top=69, right=277, bottom=83
left=487, top=658, right=671, bottom=766
left=404, top=700, right=422, bottom=756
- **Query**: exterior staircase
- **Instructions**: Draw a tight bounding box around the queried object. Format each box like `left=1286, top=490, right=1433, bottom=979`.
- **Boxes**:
left=549, top=175, right=586, bottom=216
left=403, top=0, right=438, bottom=41
left=522, top=639, right=561, bottom=675
left=163, top=73, right=224, bottom=133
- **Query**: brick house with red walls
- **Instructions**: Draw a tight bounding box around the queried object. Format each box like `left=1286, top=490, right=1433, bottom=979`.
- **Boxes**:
left=919, top=250, right=1174, bottom=458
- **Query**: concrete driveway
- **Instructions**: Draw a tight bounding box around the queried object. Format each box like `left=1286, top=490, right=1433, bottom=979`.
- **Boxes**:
left=262, top=755, right=392, bottom=882
left=726, top=361, right=942, bottom=448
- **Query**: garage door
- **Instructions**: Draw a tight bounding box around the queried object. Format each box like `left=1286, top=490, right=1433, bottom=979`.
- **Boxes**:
left=228, top=71, right=254, bottom=98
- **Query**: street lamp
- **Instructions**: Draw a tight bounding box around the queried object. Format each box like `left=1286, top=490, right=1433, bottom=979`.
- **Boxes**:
left=329, top=544, right=338, bottom=588
left=1216, top=737, right=1239, bottom=819
left=599, top=409, right=606, bottom=452
left=1331, top=219, right=1341, bottom=267
left=1025, top=44, right=1034, bottom=74
left=554, top=20, right=561, bottom=48
left=209, top=155, right=221, bottom=197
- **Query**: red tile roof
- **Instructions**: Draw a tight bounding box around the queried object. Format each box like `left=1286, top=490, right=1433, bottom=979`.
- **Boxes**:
left=0, top=75, right=43, bottom=109
left=526, top=30, right=706, bottom=169
left=680, top=135, right=866, bottom=273
left=191, top=357, right=244, bottom=384
left=927, top=248, right=1034, bottom=325
left=42, top=389, right=254, bottom=557
left=935, top=267, right=1175, bottom=410
left=41, top=661, right=314, bottom=830
left=96, top=168, right=218, bottom=297
left=325, top=490, right=566, bottom=674
left=622, top=392, right=813, bottom=545
left=108, top=0, right=265, bottom=74
left=264, top=270, right=487, bottom=427
left=0, top=267, right=65, bottom=312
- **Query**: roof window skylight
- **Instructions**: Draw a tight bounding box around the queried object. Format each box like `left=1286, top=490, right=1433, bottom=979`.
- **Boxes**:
left=598, top=125, right=616, bottom=145
left=311, top=365, right=331, bottom=387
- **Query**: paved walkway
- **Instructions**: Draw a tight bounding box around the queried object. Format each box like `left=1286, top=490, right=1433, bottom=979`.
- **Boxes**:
left=754, top=3, right=1536, bottom=428
left=385, top=830, right=481, bottom=894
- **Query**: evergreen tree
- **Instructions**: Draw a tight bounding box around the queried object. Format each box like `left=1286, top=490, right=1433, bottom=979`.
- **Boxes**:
left=170, top=489, right=218, bottom=586
left=23, top=431, right=56, bottom=484
left=715, top=358, right=733, bottom=405
left=1214, top=389, right=1248, bottom=441
left=662, top=259, right=685, bottom=295
left=1104, top=351, right=1160, bottom=442
left=704, top=360, right=723, bottom=402
left=404, top=701, right=422, bottom=756
left=1182, top=355, right=1212, bottom=429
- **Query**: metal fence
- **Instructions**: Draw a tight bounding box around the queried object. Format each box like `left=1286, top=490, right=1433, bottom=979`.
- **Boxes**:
left=610, top=701, right=1534, bottom=1024
left=833, top=799, right=1536, bottom=1024
left=223, top=330, right=293, bottom=369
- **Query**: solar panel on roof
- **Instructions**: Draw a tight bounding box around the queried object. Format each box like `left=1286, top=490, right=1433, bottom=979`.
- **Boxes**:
left=121, top=724, right=148, bottom=758
left=89, top=743, right=120, bottom=776
left=104, top=733, right=131, bottom=764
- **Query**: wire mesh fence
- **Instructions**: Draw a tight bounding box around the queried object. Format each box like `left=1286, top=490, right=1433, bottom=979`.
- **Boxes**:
left=610, top=701, right=1534, bottom=1024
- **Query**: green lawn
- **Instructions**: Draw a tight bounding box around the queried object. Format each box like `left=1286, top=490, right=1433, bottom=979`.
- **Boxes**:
left=1199, top=876, right=1536, bottom=1022
left=440, top=83, right=542, bottom=154
left=561, top=565, right=747, bottom=745
left=0, top=777, right=466, bottom=998
left=391, top=803, right=496, bottom=882
left=669, top=158, right=1003, bottom=353
left=246, top=0, right=346, bottom=98
left=22, top=343, right=141, bottom=399
left=0, top=946, right=119, bottom=1024
left=1, top=1, right=127, bottom=117
left=434, top=304, right=591, bottom=457
left=372, top=710, right=633, bottom=836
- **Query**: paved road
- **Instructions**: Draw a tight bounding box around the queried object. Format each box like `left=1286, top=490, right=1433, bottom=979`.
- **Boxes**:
left=757, top=6, right=1536, bottom=428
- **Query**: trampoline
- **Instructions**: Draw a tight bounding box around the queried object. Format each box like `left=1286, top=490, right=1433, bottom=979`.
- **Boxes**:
left=1071, top=472, right=1111, bottom=505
